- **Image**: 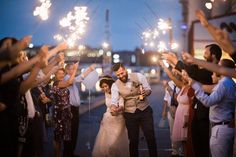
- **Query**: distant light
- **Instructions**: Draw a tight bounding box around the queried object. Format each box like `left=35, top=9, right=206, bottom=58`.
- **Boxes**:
left=78, top=45, right=85, bottom=50
left=205, top=2, right=212, bottom=9
left=102, top=42, right=109, bottom=49
left=141, top=48, right=145, bottom=54
left=151, top=56, right=158, bottom=62
left=150, top=69, right=156, bottom=75
left=127, top=68, right=132, bottom=73
left=99, top=49, right=104, bottom=55
left=28, top=43, right=34, bottom=48
left=96, top=68, right=103, bottom=75
left=113, top=58, right=120, bottom=63
left=131, top=55, right=136, bottom=63
left=180, top=24, right=188, bottom=30
left=113, top=54, right=120, bottom=59
left=106, top=51, right=111, bottom=56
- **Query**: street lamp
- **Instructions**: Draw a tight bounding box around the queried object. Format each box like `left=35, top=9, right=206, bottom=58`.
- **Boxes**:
left=101, top=41, right=112, bottom=74
left=102, top=42, right=109, bottom=49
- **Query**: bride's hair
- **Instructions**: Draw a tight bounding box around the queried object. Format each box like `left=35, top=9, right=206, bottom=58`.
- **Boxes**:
left=99, top=75, right=115, bottom=89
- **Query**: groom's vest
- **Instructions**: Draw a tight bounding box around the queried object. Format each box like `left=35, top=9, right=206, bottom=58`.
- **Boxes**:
left=115, top=73, right=149, bottom=113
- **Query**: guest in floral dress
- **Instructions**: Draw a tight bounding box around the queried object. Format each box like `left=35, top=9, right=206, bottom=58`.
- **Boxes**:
left=50, top=63, right=78, bottom=157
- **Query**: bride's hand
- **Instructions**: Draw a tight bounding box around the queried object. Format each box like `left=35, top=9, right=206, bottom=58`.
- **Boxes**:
left=110, top=105, right=119, bottom=116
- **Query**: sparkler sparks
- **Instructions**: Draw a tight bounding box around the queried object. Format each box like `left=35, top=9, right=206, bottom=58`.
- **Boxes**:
left=141, top=18, right=178, bottom=52
left=157, top=41, right=167, bottom=52
left=55, top=6, right=89, bottom=48
left=33, top=0, right=51, bottom=21
left=157, top=18, right=172, bottom=34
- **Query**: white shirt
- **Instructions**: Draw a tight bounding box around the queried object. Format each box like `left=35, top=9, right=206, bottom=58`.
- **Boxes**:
left=23, top=73, right=36, bottom=118
left=164, top=89, right=171, bottom=107
left=65, top=74, right=83, bottom=107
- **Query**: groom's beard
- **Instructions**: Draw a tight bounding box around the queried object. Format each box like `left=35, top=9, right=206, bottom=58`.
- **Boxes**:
left=119, top=74, right=128, bottom=83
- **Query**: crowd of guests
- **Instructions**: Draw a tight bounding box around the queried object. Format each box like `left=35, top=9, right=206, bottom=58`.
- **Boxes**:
left=0, top=34, right=157, bottom=157
left=0, top=9, right=236, bottom=157
left=0, top=36, right=96, bottom=157
left=160, top=10, right=236, bottom=157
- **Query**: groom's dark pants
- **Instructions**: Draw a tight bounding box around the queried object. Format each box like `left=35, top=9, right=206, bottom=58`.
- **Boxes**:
left=123, top=106, right=158, bottom=157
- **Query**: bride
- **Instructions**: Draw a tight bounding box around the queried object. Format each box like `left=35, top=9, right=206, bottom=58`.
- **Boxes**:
left=92, top=75, right=130, bottom=157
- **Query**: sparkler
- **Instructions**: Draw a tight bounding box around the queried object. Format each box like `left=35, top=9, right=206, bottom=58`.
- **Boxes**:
left=157, top=18, right=171, bottom=34
left=141, top=18, right=178, bottom=52
left=33, top=0, right=52, bottom=21
left=54, top=6, right=89, bottom=48
left=142, top=29, right=159, bottom=50
left=157, top=41, right=167, bottom=52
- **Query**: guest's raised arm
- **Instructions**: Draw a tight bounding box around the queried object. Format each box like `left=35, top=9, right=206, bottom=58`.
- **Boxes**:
left=47, top=42, right=68, bottom=59
left=196, top=10, right=236, bottom=56
left=159, top=60, right=184, bottom=88
left=182, top=52, right=236, bottom=78
left=58, top=63, right=78, bottom=88
left=0, top=35, right=31, bottom=62
left=0, top=45, right=48, bottom=84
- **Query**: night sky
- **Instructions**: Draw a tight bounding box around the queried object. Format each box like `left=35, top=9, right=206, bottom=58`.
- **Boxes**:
left=0, top=0, right=182, bottom=51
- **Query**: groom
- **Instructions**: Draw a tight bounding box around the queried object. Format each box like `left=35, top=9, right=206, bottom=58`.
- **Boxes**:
left=110, top=63, right=158, bottom=157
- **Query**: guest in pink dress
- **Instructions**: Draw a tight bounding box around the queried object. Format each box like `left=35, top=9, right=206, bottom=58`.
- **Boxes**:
left=172, top=70, right=195, bottom=157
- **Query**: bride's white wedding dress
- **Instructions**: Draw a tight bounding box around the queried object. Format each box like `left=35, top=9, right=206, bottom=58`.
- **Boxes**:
left=92, top=93, right=130, bottom=157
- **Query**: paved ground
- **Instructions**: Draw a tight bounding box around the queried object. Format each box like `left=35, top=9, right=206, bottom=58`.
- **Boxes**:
left=74, top=83, right=172, bottom=157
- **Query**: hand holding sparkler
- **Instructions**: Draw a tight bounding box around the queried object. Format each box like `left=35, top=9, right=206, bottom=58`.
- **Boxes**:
left=3, top=35, right=32, bottom=61
left=21, top=35, right=32, bottom=47
left=38, top=45, right=49, bottom=59
left=55, top=53, right=65, bottom=63
left=46, top=42, right=68, bottom=59
left=196, top=10, right=209, bottom=27
left=182, top=52, right=195, bottom=64
left=57, top=42, right=68, bottom=51
left=161, top=52, right=178, bottom=65
left=73, top=62, right=79, bottom=73
left=36, top=45, right=49, bottom=69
